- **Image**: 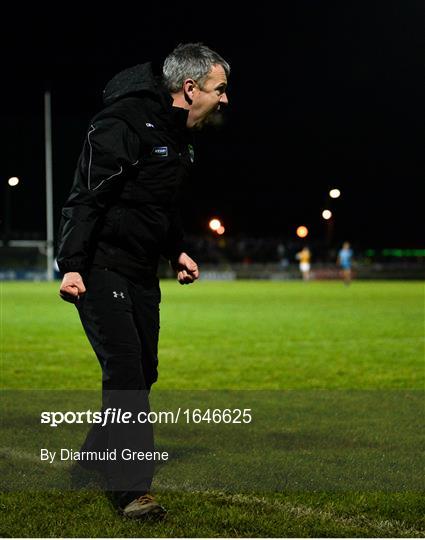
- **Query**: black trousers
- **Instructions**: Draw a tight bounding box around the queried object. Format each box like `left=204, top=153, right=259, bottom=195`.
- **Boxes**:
left=75, top=268, right=161, bottom=507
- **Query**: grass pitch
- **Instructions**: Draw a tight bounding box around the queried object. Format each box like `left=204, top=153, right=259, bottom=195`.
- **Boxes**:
left=1, top=279, right=424, bottom=537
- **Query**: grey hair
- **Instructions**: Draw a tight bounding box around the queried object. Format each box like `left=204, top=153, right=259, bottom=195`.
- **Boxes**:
left=162, top=43, right=230, bottom=93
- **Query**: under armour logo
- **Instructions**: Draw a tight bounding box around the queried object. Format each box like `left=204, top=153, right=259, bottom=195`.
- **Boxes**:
left=113, top=291, right=125, bottom=299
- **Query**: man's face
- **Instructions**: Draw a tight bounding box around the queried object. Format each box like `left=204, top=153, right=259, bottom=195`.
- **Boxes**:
left=186, top=64, right=228, bottom=129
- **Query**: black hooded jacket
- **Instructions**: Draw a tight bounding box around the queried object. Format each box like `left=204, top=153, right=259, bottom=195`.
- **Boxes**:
left=56, top=62, right=194, bottom=281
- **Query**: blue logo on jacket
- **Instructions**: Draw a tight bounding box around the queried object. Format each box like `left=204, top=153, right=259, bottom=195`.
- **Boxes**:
left=152, top=146, right=168, bottom=157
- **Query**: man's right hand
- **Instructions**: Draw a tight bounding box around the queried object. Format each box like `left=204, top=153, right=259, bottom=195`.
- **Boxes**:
left=59, top=272, right=86, bottom=303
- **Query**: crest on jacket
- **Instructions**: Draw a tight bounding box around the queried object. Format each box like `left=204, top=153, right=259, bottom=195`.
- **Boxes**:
left=188, top=144, right=195, bottom=163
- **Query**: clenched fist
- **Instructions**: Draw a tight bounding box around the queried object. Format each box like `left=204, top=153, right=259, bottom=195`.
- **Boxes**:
left=172, top=252, right=200, bottom=285
left=59, top=272, right=86, bottom=303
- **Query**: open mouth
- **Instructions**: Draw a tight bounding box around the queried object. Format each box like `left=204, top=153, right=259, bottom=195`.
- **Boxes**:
left=203, top=109, right=225, bottom=128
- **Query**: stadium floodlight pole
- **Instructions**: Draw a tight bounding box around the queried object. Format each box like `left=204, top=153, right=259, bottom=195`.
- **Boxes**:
left=44, top=90, right=54, bottom=281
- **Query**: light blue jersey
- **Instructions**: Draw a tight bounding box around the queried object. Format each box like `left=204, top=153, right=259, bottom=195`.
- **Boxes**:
left=338, top=248, right=353, bottom=269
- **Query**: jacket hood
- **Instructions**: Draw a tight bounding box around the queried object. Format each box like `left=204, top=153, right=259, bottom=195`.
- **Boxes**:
left=102, top=62, right=162, bottom=106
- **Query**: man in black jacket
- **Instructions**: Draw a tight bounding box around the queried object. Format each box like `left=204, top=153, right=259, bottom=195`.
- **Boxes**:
left=57, top=43, right=230, bottom=519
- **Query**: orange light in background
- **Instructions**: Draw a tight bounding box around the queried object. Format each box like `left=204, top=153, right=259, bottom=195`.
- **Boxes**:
left=322, top=209, right=332, bottom=220
left=217, top=225, right=225, bottom=235
left=209, top=218, right=221, bottom=231
left=296, top=225, right=309, bottom=238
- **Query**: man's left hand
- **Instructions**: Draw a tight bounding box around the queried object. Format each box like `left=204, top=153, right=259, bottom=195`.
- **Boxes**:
left=172, top=252, right=200, bottom=285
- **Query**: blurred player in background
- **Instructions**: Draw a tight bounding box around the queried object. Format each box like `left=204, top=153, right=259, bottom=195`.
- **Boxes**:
left=337, top=241, right=353, bottom=285
left=296, top=246, right=312, bottom=281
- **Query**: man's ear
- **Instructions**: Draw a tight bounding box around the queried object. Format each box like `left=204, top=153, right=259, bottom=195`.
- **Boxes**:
left=183, top=79, right=196, bottom=105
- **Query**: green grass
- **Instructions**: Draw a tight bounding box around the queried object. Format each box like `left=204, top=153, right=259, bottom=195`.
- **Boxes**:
left=2, top=280, right=423, bottom=390
left=1, top=280, right=424, bottom=537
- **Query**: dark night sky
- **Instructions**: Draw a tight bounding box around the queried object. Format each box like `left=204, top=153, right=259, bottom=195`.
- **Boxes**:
left=2, top=2, right=423, bottom=249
